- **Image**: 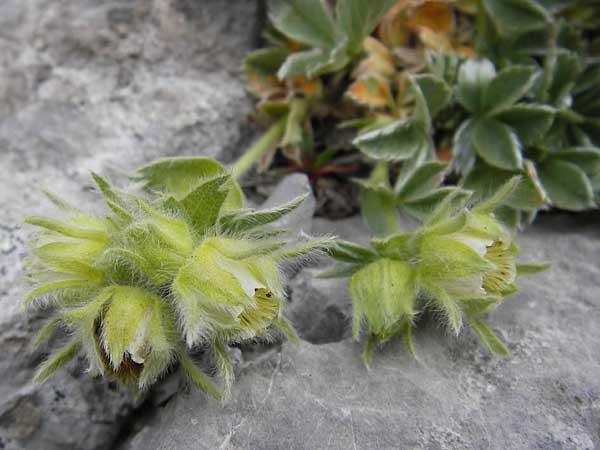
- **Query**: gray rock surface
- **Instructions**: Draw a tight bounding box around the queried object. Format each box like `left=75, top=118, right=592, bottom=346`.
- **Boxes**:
left=123, top=212, right=600, bottom=450
left=0, top=1, right=260, bottom=449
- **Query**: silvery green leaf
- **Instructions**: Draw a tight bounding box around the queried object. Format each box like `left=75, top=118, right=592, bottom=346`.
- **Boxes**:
left=472, top=118, right=523, bottom=171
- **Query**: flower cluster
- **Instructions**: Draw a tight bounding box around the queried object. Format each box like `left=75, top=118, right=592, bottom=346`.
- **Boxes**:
left=328, top=178, right=548, bottom=366
left=24, top=157, right=322, bottom=398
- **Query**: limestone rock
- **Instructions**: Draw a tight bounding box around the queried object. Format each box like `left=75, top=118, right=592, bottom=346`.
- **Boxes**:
left=123, top=212, right=600, bottom=450
left=0, top=1, right=260, bottom=449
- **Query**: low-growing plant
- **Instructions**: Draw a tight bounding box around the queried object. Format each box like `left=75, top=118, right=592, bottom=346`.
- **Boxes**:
left=325, top=177, right=549, bottom=366
left=24, top=157, right=328, bottom=399
left=239, top=0, right=600, bottom=229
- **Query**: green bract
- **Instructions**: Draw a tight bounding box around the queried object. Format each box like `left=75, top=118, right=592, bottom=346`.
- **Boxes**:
left=327, top=178, right=548, bottom=366
left=24, top=157, right=324, bottom=399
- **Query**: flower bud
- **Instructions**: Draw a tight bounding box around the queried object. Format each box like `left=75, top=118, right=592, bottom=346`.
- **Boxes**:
left=173, top=237, right=284, bottom=346
left=65, top=285, right=177, bottom=388
left=116, top=202, right=193, bottom=286
left=350, top=258, right=416, bottom=343
left=419, top=211, right=516, bottom=299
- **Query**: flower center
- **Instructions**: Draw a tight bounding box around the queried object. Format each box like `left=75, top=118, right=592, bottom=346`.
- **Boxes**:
left=482, top=240, right=516, bottom=294
left=238, top=288, right=279, bottom=332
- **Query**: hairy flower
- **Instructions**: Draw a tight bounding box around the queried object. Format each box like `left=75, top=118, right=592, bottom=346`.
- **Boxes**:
left=24, top=157, right=324, bottom=399
left=329, top=178, right=548, bottom=365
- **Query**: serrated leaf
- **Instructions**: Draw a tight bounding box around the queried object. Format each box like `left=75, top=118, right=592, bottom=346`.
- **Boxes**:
left=473, top=118, right=523, bottom=171
left=336, top=0, right=396, bottom=54
left=412, top=74, right=452, bottom=118
left=180, top=175, right=231, bottom=235
left=268, top=0, right=338, bottom=49
left=483, top=0, right=549, bottom=36
left=492, top=104, right=555, bottom=146
left=353, top=120, right=431, bottom=161
left=468, top=316, right=509, bottom=356
left=456, top=59, right=496, bottom=113
left=483, top=66, right=536, bottom=114
left=537, top=159, right=595, bottom=210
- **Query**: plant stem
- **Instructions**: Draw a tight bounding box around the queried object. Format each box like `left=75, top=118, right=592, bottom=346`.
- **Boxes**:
left=231, top=116, right=287, bottom=180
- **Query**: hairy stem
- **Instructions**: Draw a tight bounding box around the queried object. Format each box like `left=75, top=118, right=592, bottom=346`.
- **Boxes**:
left=231, top=116, right=287, bottom=180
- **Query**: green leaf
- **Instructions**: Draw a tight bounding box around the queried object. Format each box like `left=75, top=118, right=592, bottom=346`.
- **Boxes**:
left=278, top=44, right=350, bottom=79
left=244, top=47, right=289, bottom=77
left=281, top=98, right=308, bottom=146
left=468, top=316, right=509, bottom=356
left=491, top=104, right=555, bottom=146
left=178, top=349, right=221, bottom=400
left=360, top=187, right=399, bottom=237
left=268, top=0, right=338, bottom=49
left=136, top=157, right=225, bottom=197
left=402, top=188, right=472, bottom=222
left=551, top=147, right=600, bottom=176
left=461, top=297, right=501, bottom=316
left=483, top=0, right=549, bottom=36
left=23, top=279, right=98, bottom=308
left=473, top=176, right=521, bottom=214
left=402, top=322, right=416, bottom=357
left=419, top=282, right=463, bottom=335
left=219, top=194, right=308, bottom=234
left=34, top=340, right=81, bottom=383
left=547, top=51, right=582, bottom=106
left=318, top=262, right=365, bottom=279
left=31, top=318, right=62, bottom=351
left=336, top=0, right=396, bottom=54
left=24, top=216, right=107, bottom=241
left=463, top=163, right=548, bottom=212
left=483, top=66, right=536, bottom=114
left=537, top=159, right=595, bottom=210
left=329, top=240, right=378, bottom=264
left=516, top=262, right=551, bottom=275
left=453, top=118, right=477, bottom=174
left=456, top=59, right=496, bottom=113
left=472, top=118, right=523, bottom=170
left=213, top=342, right=235, bottom=401
left=353, top=120, right=431, bottom=161
left=276, top=236, right=335, bottom=260
left=395, top=161, right=448, bottom=202
left=412, top=74, right=452, bottom=119
left=180, top=175, right=231, bottom=234
left=137, top=157, right=244, bottom=212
